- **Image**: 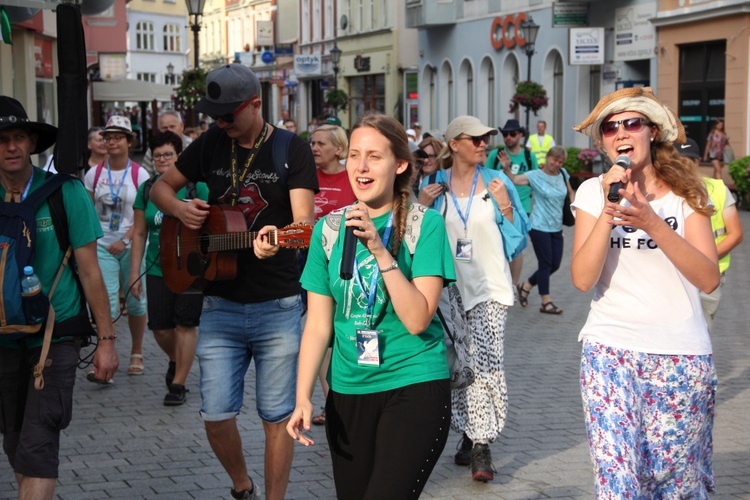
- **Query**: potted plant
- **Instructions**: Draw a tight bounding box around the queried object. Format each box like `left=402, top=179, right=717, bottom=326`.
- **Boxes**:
left=509, top=81, right=548, bottom=116
left=577, top=148, right=599, bottom=172
left=173, top=68, right=208, bottom=117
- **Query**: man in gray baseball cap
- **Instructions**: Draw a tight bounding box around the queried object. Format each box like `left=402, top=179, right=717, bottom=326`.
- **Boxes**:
left=149, top=64, right=318, bottom=500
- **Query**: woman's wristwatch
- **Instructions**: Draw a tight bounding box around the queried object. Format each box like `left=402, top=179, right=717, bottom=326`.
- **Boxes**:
left=120, top=237, right=131, bottom=246
left=379, top=260, right=399, bottom=273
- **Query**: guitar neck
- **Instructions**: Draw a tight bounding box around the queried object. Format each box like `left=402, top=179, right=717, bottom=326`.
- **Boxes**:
left=206, top=229, right=278, bottom=253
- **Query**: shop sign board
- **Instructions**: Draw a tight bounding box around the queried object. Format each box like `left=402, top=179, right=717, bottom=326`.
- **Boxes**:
left=569, top=27, right=604, bottom=65
left=614, top=2, right=657, bottom=61
left=294, top=54, right=322, bottom=76
left=553, top=3, right=589, bottom=27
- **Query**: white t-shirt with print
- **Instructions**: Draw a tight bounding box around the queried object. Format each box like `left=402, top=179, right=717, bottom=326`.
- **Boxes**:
left=571, top=176, right=711, bottom=355
left=84, top=162, right=150, bottom=247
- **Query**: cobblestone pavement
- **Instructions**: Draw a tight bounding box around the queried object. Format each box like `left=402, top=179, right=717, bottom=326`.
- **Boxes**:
left=1, top=213, right=748, bottom=499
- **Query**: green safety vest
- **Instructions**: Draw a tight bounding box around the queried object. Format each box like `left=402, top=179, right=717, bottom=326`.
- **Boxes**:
left=529, top=134, right=553, bottom=164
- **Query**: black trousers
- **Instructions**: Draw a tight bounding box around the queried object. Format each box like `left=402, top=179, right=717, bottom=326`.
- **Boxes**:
left=326, top=379, right=451, bottom=500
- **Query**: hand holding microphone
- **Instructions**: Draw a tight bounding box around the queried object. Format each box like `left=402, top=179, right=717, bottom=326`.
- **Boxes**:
left=607, top=154, right=632, bottom=202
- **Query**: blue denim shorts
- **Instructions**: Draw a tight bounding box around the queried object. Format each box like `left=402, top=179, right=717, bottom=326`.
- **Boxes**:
left=196, top=294, right=302, bottom=423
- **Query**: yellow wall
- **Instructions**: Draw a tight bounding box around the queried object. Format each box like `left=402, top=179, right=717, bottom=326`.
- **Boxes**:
left=128, top=0, right=186, bottom=17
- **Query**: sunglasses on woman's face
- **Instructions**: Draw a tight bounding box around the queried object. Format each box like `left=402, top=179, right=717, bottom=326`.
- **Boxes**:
left=600, top=117, right=651, bottom=137
left=457, top=134, right=491, bottom=147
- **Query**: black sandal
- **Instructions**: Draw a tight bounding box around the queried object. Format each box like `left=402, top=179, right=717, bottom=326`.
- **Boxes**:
left=540, top=302, right=563, bottom=315
left=516, top=283, right=531, bottom=308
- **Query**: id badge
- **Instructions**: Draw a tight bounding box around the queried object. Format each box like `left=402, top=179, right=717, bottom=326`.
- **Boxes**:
left=109, top=212, right=122, bottom=231
left=356, top=329, right=381, bottom=366
left=455, top=238, right=473, bottom=262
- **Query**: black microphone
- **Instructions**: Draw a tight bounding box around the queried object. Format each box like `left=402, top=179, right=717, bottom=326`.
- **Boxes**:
left=340, top=217, right=359, bottom=280
left=607, top=154, right=632, bottom=202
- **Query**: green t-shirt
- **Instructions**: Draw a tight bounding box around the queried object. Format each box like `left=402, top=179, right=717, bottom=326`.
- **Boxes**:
left=486, top=147, right=539, bottom=214
left=132, top=177, right=209, bottom=277
left=0, top=167, right=103, bottom=347
left=301, top=208, right=456, bottom=395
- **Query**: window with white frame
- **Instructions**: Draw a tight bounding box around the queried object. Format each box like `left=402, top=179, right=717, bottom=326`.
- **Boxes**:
left=137, top=72, right=156, bottom=83
left=136, top=21, right=155, bottom=51
left=163, top=23, right=180, bottom=52
left=325, top=0, right=333, bottom=38
left=301, top=0, right=310, bottom=43
left=313, top=0, right=321, bottom=42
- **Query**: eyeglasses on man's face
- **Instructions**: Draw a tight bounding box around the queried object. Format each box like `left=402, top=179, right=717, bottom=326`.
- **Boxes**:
left=103, top=134, right=127, bottom=143
left=210, top=98, right=258, bottom=124
left=600, top=117, right=652, bottom=137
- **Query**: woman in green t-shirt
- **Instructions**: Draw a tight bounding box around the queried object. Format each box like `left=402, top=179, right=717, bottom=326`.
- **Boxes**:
left=129, top=131, right=208, bottom=406
left=287, top=113, right=455, bottom=499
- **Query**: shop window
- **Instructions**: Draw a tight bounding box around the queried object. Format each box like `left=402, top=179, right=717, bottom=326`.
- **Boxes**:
left=678, top=41, right=726, bottom=155
left=349, top=74, right=386, bottom=119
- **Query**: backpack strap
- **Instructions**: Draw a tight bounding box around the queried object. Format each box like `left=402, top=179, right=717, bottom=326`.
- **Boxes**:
left=185, top=182, right=198, bottom=200
left=321, top=203, right=426, bottom=261
left=140, top=177, right=159, bottom=206
left=271, top=127, right=294, bottom=185
left=91, top=161, right=105, bottom=189
left=524, top=148, right=533, bottom=171
left=130, top=161, right=142, bottom=187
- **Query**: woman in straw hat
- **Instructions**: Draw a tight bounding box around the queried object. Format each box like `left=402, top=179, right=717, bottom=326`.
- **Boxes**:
left=571, top=87, right=719, bottom=497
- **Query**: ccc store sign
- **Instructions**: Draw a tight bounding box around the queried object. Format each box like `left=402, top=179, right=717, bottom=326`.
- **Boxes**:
left=490, top=12, right=529, bottom=51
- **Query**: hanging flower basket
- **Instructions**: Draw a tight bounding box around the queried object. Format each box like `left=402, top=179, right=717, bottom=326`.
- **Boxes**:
left=509, top=81, right=549, bottom=115
left=172, top=68, right=208, bottom=114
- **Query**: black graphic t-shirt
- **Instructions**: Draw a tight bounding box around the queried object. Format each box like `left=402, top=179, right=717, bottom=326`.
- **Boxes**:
left=177, top=128, right=318, bottom=303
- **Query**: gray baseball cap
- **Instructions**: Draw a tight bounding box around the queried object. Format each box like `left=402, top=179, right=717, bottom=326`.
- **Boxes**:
left=196, top=64, right=261, bottom=116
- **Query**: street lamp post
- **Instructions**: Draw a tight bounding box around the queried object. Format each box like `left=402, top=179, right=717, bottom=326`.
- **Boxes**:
left=185, top=0, right=206, bottom=70
left=520, top=16, right=540, bottom=134
left=330, top=43, right=342, bottom=91
left=166, top=62, right=175, bottom=85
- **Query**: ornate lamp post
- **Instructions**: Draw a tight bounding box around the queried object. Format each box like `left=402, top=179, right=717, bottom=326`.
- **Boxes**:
left=166, top=62, right=175, bottom=85
left=185, top=0, right=206, bottom=70
left=330, top=43, right=342, bottom=91
left=520, top=16, right=540, bottom=134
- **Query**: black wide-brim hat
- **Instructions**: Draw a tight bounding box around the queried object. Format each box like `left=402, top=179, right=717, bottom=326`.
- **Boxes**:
left=0, top=96, right=58, bottom=154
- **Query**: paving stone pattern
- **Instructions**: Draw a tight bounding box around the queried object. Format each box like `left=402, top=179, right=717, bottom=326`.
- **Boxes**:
left=1, top=213, right=748, bottom=499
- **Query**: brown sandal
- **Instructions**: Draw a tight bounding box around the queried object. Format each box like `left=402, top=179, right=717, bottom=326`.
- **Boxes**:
left=540, top=302, right=563, bottom=315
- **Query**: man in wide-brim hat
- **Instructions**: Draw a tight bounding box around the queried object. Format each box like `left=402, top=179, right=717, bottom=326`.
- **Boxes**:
left=0, top=95, right=119, bottom=500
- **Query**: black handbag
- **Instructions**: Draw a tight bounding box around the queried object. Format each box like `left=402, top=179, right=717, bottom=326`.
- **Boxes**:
left=561, top=170, right=575, bottom=227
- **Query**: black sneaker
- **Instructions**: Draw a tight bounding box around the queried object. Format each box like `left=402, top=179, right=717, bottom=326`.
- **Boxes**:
left=165, top=360, right=176, bottom=389
left=230, top=477, right=259, bottom=499
left=163, top=384, right=187, bottom=406
left=471, top=443, right=496, bottom=482
left=454, top=433, right=472, bottom=465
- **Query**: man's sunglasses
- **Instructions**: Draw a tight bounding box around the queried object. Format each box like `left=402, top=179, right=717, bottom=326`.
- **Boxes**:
left=502, top=130, right=520, bottom=138
left=210, top=98, right=256, bottom=123
left=457, top=134, right=491, bottom=147
left=600, top=117, right=651, bottom=137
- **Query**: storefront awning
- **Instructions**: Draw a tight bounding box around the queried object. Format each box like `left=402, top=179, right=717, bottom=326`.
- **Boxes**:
left=92, top=80, right=174, bottom=102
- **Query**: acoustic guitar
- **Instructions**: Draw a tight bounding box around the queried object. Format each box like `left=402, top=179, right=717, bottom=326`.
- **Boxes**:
left=160, top=205, right=312, bottom=293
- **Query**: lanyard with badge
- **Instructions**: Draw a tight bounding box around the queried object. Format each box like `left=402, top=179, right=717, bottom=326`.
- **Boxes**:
left=352, top=212, right=393, bottom=367
left=448, top=167, right=479, bottom=262
left=107, top=159, right=131, bottom=231
left=229, top=122, right=268, bottom=206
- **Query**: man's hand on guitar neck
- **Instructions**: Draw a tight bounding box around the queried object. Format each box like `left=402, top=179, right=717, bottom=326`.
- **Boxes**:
left=176, top=198, right=211, bottom=230
left=255, top=225, right=280, bottom=260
